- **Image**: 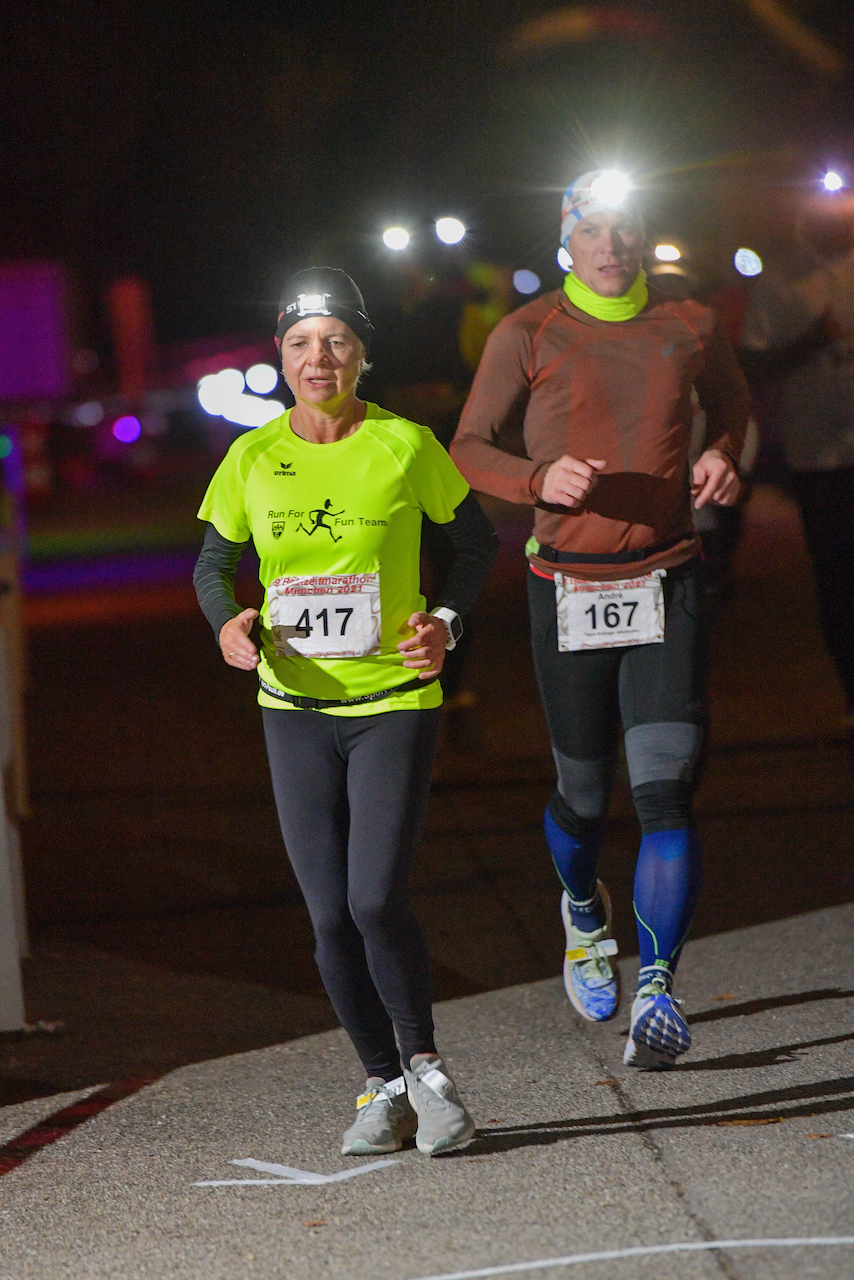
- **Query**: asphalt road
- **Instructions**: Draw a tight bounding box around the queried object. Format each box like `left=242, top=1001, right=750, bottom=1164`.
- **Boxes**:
left=0, top=906, right=851, bottom=1279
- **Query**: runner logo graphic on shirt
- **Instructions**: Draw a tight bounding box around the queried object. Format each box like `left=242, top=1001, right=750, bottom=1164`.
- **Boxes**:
left=297, top=499, right=345, bottom=542
left=274, top=462, right=295, bottom=476
left=271, top=522, right=285, bottom=539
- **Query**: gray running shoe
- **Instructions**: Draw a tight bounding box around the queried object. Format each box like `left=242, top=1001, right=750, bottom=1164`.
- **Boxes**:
left=341, top=1076, right=417, bottom=1156
left=404, top=1055, right=476, bottom=1155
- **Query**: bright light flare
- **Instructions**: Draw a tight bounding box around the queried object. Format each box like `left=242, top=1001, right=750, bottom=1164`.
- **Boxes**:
left=216, top=368, right=245, bottom=395
left=197, top=369, right=244, bottom=415
left=734, top=248, right=763, bottom=277
left=655, top=244, right=681, bottom=262
left=557, top=247, right=573, bottom=270
left=245, top=363, right=279, bottom=394
left=113, top=415, right=142, bottom=443
left=823, top=170, right=844, bottom=192
left=197, top=369, right=284, bottom=426
left=220, top=397, right=285, bottom=428
left=435, top=217, right=466, bottom=245
left=513, top=270, right=541, bottom=294
left=589, top=169, right=632, bottom=208
left=383, top=226, right=410, bottom=250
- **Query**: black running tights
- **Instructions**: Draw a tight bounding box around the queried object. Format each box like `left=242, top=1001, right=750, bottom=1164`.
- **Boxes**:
left=262, top=706, right=441, bottom=1080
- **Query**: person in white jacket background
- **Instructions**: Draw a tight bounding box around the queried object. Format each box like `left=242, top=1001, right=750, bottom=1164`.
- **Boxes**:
left=742, top=189, right=854, bottom=748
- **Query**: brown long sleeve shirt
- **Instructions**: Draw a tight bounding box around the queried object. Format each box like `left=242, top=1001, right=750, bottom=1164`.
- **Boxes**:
left=450, top=285, right=751, bottom=580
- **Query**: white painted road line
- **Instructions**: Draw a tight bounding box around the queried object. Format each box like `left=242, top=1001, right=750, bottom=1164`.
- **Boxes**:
left=193, top=1179, right=313, bottom=1187
left=233, top=1159, right=329, bottom=1184
left=193, top=1157, right=401, bottom=1187
left=407, top=1236, right=854, bottom=1280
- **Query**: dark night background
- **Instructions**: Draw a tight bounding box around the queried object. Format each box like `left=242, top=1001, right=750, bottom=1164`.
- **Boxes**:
left=4, top=0, right=854, bottom=346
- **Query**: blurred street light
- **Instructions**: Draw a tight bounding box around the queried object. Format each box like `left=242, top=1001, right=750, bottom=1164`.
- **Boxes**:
left=383, top=227, right=410, bottom=250
left=654, top=244, right=681, bottom=262
left=73, top=401, right=105, bottom=427
left=219, top=397, right=285, bottom=428
left=198, top=369, right=284, bottom=427
left=112, top=415, right=142, bottom=443
left=245, top=363, right=279, bottom=394
left=823, top=170, right=844, bottom=192
left=435, top=217, right=466, bottom=245
left=734, top=248, right=763, bottom=277
left=197, top=369, right=244, bottom=414
left=513, top=270, right=541, bottom=294
left=557, top=247, right=573, bottom=270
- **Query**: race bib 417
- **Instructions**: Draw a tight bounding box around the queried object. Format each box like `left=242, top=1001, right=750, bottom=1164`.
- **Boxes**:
left=267, top=572, right=381, bottom=658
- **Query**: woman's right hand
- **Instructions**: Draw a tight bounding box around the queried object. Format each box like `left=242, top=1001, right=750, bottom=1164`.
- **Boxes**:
left=219, top=609, right=260, bottom=670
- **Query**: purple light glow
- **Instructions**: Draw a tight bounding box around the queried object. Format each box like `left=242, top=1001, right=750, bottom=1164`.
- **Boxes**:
left=112, top=415, right=142, bottom=443
left=0, top=262, right=70, bottom=400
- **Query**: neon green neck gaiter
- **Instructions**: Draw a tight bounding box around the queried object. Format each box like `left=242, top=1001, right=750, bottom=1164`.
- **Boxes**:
left=563, top=269, right=648, bottom=321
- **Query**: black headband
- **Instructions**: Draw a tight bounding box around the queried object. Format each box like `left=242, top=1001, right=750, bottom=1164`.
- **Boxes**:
left=275, top=268, right=374, bottom=352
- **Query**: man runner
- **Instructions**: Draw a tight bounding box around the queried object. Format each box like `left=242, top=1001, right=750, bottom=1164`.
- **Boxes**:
left=451, top=170, right=749, bottom=1067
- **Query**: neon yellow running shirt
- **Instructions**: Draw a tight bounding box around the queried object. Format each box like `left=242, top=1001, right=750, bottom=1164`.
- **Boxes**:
left=197, top=404, right=469, bottom=715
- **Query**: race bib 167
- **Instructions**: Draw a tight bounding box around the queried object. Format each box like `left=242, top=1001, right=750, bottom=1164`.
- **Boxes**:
left=267, top=572, right=381, bottom=658
left=554, top=570, right=666, bottom=652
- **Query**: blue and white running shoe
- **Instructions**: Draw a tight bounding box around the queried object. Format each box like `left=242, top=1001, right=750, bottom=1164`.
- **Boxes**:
left=561, top=882, right=620, bottom=1022
left=623, top=976, right=691, bottom=1069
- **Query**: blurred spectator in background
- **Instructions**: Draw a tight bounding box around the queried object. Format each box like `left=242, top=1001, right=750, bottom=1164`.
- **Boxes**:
left=374, top=262, right=514, bottom=748
left=651, top=253, right=758, bottom=603
left=741, top=195, right=854, bottom=747
left=458, top=263, right=515, bottom=374
left=693, top=266, right=759, bottom=604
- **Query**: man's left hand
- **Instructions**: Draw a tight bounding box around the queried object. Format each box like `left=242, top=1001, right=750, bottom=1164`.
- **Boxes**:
left=398, top=612, right=447, bottom=678
left=691, top=449, right=741, bottom=509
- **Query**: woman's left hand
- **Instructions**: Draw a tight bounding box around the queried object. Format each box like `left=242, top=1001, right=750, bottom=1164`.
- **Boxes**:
left=397, top=612, right=448, bottom=678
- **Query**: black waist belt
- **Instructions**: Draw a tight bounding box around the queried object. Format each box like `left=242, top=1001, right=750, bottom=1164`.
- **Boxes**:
left=259, top=674, right=437, bottom=711
left=534, top=534, right=691, bottom=566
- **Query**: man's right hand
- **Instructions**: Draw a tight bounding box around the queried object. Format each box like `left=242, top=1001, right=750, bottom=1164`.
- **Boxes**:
left=219, top=608, right=260, bottom=670
left=540, top=455, right=606, bottom=507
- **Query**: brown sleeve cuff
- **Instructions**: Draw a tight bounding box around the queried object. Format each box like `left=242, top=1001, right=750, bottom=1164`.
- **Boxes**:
left=528, top=460, right=552, bottom=504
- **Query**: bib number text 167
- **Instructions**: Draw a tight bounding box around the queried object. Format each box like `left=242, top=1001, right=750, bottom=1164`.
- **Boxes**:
left=584, top=600, right=638, bottom=630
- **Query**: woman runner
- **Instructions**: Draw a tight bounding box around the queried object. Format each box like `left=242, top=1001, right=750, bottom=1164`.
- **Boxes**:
left=194, top=268, right=497, bottom=1154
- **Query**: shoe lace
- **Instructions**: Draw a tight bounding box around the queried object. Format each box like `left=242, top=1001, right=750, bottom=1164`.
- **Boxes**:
left=357, top=1085, right=395, bottom=1116
left=638, top=976, right=682, bottom=1005
left=571, top=940, right=613, bottom=987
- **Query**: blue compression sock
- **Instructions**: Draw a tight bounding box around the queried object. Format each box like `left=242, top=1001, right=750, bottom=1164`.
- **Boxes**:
left=544, top=806, right=606, bottom=932
left=633, top=827, right=701, bottom=991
